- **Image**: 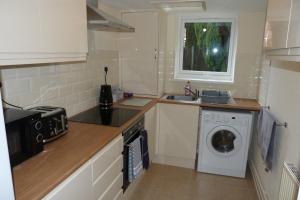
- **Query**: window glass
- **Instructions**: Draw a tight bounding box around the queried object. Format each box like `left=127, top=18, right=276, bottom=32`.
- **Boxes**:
left=182, top=22, right=232, bottom=72
left=175, top=17, right=237, bottom=83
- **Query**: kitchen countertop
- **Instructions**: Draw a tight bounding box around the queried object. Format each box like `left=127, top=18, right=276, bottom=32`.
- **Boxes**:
left=158, top=96, right=261, bottom=111
left=13, top=99, right=157, bottom=200
left=200, top=98, right=261, bottom=111
left=12, top=96, right=259, bottom=200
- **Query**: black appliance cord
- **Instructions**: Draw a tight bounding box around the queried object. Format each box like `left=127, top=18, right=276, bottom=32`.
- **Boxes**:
left=0, top=81, right=23, bottom=109
left=2, top=99, right=23, bottom=110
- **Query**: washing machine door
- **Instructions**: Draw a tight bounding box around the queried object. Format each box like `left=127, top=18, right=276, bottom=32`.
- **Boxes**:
left=206, top=125, right=242, bottom=157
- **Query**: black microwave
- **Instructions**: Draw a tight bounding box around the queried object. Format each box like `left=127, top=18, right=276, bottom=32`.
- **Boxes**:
left=4, top=108, right=44, bottom=167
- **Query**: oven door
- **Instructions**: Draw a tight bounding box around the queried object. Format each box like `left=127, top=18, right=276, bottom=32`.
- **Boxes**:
left=123, top=129, right=142, bottom=192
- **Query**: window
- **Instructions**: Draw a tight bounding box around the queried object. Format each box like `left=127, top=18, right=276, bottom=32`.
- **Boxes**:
left=175, top=16, right=237, bottom=83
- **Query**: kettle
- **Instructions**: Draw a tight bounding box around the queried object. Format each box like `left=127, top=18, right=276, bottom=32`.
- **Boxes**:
left=99, top=67, right=113, bottom=110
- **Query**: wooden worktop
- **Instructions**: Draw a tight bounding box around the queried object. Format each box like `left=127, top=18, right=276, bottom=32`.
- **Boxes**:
left=12, top=96, right=258, bottom=200
left=13, top=99, right=157, bottom=200
left=158, top=97, right=261, bottom=111
left=199, top=98, right=261, bottom=111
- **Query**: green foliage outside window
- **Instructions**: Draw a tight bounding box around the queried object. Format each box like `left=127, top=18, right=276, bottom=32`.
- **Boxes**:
left=183, top=22, right=232, bottom=72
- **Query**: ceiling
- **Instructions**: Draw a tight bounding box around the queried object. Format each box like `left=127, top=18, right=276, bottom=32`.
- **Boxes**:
left=100, top=0, right=267, bottom=12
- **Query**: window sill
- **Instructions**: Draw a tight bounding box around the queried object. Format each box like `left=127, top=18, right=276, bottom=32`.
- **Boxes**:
left=174, top=73, right=234, bottom=84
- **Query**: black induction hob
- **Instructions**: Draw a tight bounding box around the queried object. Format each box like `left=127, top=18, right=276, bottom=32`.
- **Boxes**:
left=69, top=106, right=140, bottom=127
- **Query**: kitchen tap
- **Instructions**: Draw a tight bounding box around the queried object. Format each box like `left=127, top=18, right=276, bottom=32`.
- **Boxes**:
left=185, top=88, right=200, bottom=99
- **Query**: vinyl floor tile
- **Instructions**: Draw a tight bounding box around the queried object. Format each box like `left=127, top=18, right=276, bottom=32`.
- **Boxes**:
left=127, top=164, right=258, bottom=200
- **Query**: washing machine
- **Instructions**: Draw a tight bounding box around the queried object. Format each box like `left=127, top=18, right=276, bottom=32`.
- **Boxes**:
left=197, top=109, right=253, bottom=178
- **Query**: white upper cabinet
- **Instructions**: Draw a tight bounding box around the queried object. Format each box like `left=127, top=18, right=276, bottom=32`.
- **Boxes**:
left=265, top=0, right=300, bottom=58
left=264, top=0, right=292, bottom=50
left=0, top=0, right=88, bottom=66
left=287, top=0, right=300, bottom=55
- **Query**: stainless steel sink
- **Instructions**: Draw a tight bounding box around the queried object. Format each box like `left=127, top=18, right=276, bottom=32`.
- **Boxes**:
left=165, top=95, right=198, bottom=102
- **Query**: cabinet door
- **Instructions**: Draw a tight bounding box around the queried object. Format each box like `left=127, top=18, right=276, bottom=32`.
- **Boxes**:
left=264, top=0, right=292, bottom=49
left=39, top=0, right=88, bottom=53
left=287, top=0, right=300, bottom=54
left=145, top=105, right=157, bottom=162
left=0, top=0, right=42, bottom=53
left=156, top=103, right=199, bottom=169
left=0, top=0, right=87, bottom=65
left=42, top=162, right=93, bottom=200
left=120, top=12, right=158, bottom=96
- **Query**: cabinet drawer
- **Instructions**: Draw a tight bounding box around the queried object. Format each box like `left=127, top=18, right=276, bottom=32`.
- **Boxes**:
left=99, top=173, right=123, bottom=200
left=93, top=155, right=123, bottom=199
left=113, top=190, right=123, bottom=200
left=91, top=135, right=123, bottom=182
left=42, top=162, right=92, bottom=200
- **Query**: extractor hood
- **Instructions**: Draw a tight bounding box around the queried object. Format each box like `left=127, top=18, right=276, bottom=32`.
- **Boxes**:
left=86, top=0, right=135, bottom=32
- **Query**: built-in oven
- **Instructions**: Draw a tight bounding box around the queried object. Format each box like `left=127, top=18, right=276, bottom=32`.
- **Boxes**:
left=122, top=116, right=144, bottom=192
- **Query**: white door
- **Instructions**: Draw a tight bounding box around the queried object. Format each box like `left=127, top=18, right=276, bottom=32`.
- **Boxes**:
left=0, top=92, right=15, bottom=200
left=120, top=12, right=158, bottom=96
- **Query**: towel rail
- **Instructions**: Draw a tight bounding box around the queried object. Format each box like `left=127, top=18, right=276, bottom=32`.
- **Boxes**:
left=262, top=106, right=288, bottom=128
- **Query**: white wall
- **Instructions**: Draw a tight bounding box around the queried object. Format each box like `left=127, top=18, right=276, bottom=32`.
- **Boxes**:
left=250, top=59, right=300, bottom=200
left=0, top=92, right=15, bottom=200
left=162, top=11, right=266, bottom=98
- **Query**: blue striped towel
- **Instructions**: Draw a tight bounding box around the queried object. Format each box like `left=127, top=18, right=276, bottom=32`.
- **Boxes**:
left=128, top=136, right=143, bottom=183
left=141, top=130, right=150, bottom=169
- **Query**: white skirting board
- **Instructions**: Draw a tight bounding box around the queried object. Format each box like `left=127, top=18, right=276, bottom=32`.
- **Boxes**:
left=249, top=160, right=269, bottom=200
left=153, top=155, right=195, bottom=169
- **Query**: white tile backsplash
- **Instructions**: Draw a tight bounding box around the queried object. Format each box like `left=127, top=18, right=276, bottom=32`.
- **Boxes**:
left=17, top=67, right=39, bottom=78
left=0, top=50, right=119, bottom=117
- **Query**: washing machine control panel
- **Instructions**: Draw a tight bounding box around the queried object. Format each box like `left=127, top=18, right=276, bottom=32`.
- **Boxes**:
left=203, top=111, right=249, bottom=126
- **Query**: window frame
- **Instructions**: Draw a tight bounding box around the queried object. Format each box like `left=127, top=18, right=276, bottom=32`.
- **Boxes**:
left=174, top=15, right=238, bottom=83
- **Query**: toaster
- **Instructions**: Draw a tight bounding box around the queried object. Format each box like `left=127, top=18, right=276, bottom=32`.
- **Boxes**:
left=29, top=106, right=68, bottom=143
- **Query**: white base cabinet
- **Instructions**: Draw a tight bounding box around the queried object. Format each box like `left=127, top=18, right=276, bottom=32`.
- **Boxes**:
left=154, top=103, right=199, bottom=169
left=145, top=105, right=157, bottom=162
left=42, top=162, right=93, bottom=200
left=42, top=135, right=123, bottom=200
left=0, top=0, right=88, bottom=66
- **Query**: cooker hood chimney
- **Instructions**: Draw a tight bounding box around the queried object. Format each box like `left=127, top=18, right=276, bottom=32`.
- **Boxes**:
left=87, top=0, right=135, bottom=32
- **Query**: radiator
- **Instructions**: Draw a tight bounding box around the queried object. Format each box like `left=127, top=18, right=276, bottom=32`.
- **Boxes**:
left=279, top=162, right=300, bottom=200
